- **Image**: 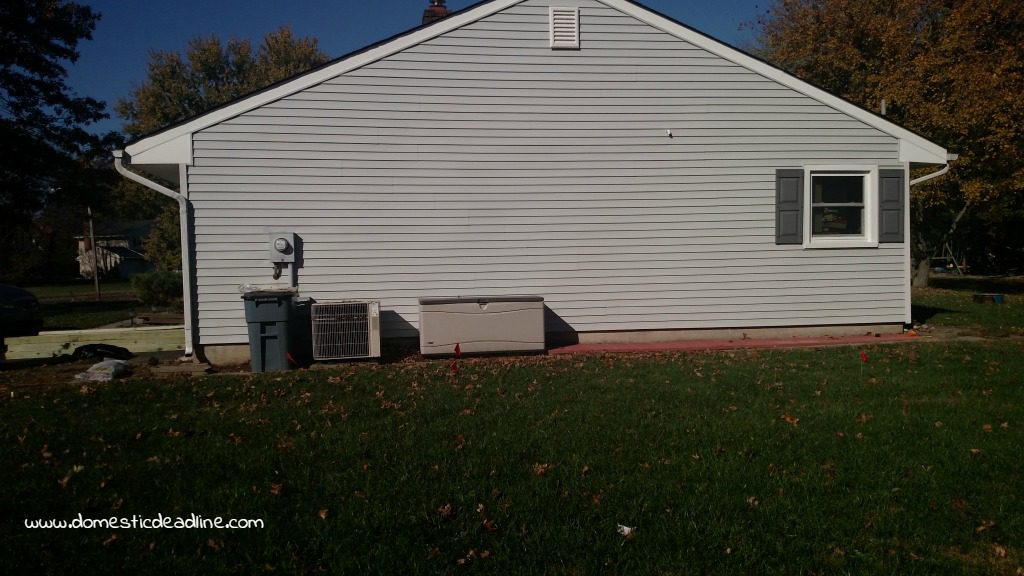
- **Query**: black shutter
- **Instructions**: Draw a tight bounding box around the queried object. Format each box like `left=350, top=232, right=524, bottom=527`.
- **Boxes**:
left=776, top=169, right=803, bottom=245
left=878, top=169, right=905, bottom=243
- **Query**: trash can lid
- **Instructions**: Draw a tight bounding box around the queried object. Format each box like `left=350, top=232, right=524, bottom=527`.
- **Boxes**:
left=241, top=290, right=296, bottom=301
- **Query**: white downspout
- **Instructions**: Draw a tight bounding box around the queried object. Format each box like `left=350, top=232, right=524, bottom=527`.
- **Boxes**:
left=112, top=150, right=194, bottom=357
left=910, top=153, right=958, bottom=186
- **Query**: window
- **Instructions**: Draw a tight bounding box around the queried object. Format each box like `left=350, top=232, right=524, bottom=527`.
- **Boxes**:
left=811, top=173, right=866, bottom=237
left=776, top=166, right=906, bottom=248
left=804, top=166, right=877, bottom=248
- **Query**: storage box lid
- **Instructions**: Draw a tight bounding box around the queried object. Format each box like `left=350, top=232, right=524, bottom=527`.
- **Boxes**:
left=418, top=295, right=544, bottom=305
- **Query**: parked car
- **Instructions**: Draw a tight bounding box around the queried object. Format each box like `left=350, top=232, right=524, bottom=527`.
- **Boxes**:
left=0, top=284, right=43, bottom=338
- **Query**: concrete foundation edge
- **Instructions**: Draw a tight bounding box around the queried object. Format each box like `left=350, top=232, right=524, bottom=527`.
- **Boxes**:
left=199, top=323, right=903, bottom=367
left=546, top=323, right=904, bottom=346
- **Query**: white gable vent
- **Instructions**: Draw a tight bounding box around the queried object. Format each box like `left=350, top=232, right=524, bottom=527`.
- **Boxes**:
left=549, top=7, right=580, bottom=49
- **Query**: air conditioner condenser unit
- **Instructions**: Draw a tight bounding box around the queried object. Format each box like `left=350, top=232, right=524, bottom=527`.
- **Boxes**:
left=311, top=300, right=381, bottom=360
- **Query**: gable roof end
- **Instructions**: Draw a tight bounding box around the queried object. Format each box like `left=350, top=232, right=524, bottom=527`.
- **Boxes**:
left=121, top=0, right=948, bottom=167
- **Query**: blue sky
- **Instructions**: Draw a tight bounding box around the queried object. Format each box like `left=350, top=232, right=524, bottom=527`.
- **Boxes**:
left=68, top=0, right=767, bottom=135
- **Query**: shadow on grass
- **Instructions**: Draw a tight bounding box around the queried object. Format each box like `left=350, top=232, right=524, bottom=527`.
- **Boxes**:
left=911, top=303, right=958, bottom=324
left=929, top=275, right=1024, bottom=294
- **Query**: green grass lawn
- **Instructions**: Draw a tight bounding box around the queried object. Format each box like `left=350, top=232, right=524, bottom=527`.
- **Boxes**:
left=38, top=300, right=143, bottom=331
left=2, top=341, right=1022, bottom=574
left=23, top=280, right=182, bottom=331
left=26, top=280, right=135, bottom=302
left=913, top=275, right=1023, bottom=337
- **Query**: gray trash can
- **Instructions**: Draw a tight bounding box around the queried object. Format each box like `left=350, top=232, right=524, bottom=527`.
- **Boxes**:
left=242, top=291, right=294, bottom=372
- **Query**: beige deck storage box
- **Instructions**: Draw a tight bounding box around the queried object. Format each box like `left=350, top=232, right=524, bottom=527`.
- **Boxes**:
left=419, top=296, right=545, bottom=356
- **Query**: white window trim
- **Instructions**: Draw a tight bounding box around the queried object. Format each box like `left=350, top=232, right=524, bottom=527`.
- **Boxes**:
left=802, top=165, right=879, bottom=249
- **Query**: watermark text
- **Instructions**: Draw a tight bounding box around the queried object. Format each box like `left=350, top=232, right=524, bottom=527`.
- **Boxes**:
left=25, top=513, right=263, bottom=530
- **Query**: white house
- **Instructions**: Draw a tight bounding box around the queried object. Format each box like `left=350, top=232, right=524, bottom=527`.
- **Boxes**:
left=114, top=0, right=951, bottom=363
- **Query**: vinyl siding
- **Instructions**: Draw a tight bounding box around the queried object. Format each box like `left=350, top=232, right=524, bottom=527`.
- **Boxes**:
left=189, top=0, right=906, bottom=345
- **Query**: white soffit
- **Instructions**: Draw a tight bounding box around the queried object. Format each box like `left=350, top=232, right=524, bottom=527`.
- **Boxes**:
left=123, top=0, right=948, bottom=166
left=125, top=132, right=192, bottom=165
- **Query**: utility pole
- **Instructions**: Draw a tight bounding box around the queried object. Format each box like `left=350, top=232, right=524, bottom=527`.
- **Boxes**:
left=88, top=206, right=101, bottom=301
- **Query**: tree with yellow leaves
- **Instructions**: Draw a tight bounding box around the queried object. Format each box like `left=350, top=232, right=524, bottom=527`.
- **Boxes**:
left=754, top=0, right=1024, bottom=282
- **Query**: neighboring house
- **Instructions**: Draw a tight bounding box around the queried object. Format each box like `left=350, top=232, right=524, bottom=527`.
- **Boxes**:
left=76, top=220, right=153, bottom=279
left=114, top=0, right=951, bottom=363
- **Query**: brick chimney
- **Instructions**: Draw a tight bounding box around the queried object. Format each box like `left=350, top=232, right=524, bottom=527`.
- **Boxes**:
left=422, top=0, right=449, bottom=25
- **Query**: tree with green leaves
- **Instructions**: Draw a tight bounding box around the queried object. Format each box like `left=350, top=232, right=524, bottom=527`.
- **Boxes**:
left=116, top=26, right=328, bottom=271
left=117, top=26, right=328, bottom=139
left=753, top=0, right=1024, bottom=282
left=0, top=0, right=118, bottom=283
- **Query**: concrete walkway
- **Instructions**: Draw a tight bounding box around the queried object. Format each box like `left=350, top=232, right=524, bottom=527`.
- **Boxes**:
left=548, top=332, right=917, bottom=355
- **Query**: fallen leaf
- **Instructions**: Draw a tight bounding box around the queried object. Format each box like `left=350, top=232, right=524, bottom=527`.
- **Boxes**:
left=617, top=524, right=636, bottom=540
left=982, top=424, right=993, bottom=433
left=456, top=548, right=478, bottom=565
left=532, top=463, right=553, bottom=476
left=976, top=520, right=996, bottom=533
left=781, top=413, right=800, bottom=427
left=438, top=503, right=453, bottom=518
left=994, top=544, right=1007, bottom=559
left=746, top=496, right=760, bottom=508
left=581, top=465, right=591, bottom=476
left=856, top=413, right=873, bottom=425
left=318, top=509, right=328, bottom=520
left=970, top=448, right=983, bottom=457
left=269, top=483, right=283, bottom=496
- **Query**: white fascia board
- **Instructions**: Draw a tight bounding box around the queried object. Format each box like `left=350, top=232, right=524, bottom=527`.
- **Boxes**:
left=599, top=0, right=948, bottom=164
left=121, top=0, right=524, bottom=163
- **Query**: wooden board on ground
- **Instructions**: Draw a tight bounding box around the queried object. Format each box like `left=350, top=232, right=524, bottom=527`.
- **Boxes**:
left=5, top=326, right=185, bottom=360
